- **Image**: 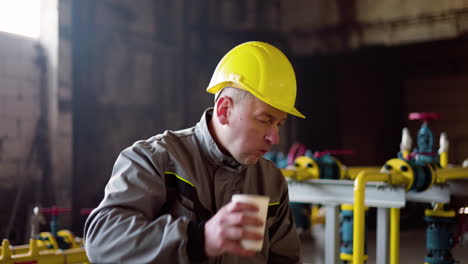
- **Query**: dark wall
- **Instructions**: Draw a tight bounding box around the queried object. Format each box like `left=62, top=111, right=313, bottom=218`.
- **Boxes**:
left=294, top=38, right=468, bottom=166
left=70, top=1, right=468, bottom=235
left=292, top=49, right=404, bottom=166
left=71, top=0, right=198, bottom=233
left=293, top=56, right=341, bottom=151
left=70, top=0, right=289, bottom=234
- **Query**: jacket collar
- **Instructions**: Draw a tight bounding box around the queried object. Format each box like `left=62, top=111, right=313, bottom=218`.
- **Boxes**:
left=195, top=108, right=245, bottom=171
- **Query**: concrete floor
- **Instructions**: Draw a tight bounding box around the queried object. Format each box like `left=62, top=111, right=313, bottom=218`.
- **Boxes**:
left=301, top=225, right=468, bottom=264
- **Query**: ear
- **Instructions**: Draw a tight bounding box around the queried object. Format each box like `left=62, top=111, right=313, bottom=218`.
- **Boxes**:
left=215, top=96, right=232, bottom=125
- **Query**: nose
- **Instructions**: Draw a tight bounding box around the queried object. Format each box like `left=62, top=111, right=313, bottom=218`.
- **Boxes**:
left=265, top=126, right=280, bottom=145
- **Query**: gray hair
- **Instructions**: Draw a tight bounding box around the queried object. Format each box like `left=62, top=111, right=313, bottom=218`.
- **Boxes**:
left=214, top=86, right=253, bottom=105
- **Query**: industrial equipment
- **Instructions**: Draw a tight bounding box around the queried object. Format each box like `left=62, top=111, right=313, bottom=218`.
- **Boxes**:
left=283, top=112, right=468, bottom=264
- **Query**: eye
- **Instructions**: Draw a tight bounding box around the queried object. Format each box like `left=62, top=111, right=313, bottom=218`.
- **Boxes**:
left=256, top=117, right=271, bottom=124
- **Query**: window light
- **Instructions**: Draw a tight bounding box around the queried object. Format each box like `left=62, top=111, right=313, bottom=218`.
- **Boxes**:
left=0, top=0, right=41, bottom=38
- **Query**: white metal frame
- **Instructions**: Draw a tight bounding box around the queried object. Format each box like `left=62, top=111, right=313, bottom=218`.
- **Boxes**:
left=288, top=179, right=451, bottom=264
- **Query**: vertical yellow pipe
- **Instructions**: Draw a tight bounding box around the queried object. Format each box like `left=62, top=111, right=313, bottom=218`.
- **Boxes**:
left=440, top=152, right=448, bottom=169
left=439, top=132, right=448, bottom=168
left=28, top=238, right=38, bottom=257
left=353, top=171, right=391, bottom=264
left=1, top=239, right=12, bottom=263
left=353, top=173, right=367, bottom=264
left=390, top=208, right=400, bottom=264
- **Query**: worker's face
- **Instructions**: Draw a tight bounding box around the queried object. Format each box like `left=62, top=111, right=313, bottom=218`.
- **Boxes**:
left=223, top=96, right=287, bottom=165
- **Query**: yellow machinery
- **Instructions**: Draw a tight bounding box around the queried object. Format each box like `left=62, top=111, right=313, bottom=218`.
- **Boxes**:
left=350, top=113, right=468, bottom=264
left=5, top=230, right=84, bottom=256
left=0, top=206, right=90, bottom=264
left=281, top=150, right=351, bottom=181
left=351, top=165, right=468, bottom=264
left=283, top=112, right=468, bottom=264
left=0, top=238, right=88, bottom=264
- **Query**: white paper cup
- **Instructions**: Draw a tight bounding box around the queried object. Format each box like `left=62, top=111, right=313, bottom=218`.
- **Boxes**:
left=231, top=194, right=270, bottom=251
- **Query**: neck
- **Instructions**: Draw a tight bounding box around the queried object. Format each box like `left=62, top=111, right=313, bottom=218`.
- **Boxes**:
left=208, top=116, right=230, bottom=156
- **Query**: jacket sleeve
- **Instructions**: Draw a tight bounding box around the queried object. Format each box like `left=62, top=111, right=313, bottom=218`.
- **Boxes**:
left=268, top=177, right=303, bottom=264
left=84, top=142, right=206, bottom=263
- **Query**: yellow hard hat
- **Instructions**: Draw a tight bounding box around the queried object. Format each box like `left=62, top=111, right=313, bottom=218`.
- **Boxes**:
left=206, top=41, right=305, bottom=118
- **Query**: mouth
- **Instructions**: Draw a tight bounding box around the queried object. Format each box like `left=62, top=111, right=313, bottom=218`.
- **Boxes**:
left=259, top=150, right=268, bottom=156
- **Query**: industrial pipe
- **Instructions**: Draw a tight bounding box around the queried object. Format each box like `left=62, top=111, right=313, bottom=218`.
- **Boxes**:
left=0, top=238, right=89, bottom=264
left=353, top=171, right=393, bottom=264
left=436, top=168, right=468, bottom=183
left=390, top=208, right=400, bottom=264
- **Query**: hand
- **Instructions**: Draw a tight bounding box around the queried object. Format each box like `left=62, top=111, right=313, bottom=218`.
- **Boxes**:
left=204, top=201, right=264, bottom=257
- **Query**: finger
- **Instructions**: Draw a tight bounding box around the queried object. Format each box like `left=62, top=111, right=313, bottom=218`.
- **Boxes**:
left=241, top=230, right=264, bottom=241
left=223, top=240, right=257, bottom=257
left=221, top=226, right=244, bottom=240
left=228, top=201, right=259, bottom=213
left=222, top=227, right=264, bottom=241
left=223, top=213, right=264, bottom=227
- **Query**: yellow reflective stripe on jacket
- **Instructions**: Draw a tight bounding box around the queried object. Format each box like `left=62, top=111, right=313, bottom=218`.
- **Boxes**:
left=163, top=171, right=213, bottom=222
left=164, top=171, right=195, bottom=187
left=165, top=171, right=281, bottom=218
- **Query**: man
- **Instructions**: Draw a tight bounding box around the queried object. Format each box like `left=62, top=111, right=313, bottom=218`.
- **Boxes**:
left=84, top=41, right=305, bottom=263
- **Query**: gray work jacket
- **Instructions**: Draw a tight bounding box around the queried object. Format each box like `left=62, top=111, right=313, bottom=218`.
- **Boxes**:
left=84, top=108, right=302, bottom=264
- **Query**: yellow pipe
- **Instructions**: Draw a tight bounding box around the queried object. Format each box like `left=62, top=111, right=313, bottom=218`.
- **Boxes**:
left=4, top=236, right=84, bottom=256
left=0, top=239, right=12, bottom=263
left=439, top=152, right=448, bottom=168
left=425, top=203, right=455, bottom=218
left=438, top=132, right=449, bottom=168
left=8, top=239, right=60, bottom=264
left=0, top=238, right=89, bottom=264
left=10, top=244, right=30, bottom=255
left=353, top=171, right=391, bottom=264
left=35, top=251, right=66, bottom=264
left=29, top=238, right=39, bottom=257
left=347, top=166, right=381, bottom=180
left=64, top=248, right=90, bottom=263
left=281, top=167, right=318, bottom=181
left=389, top=208, right=400, bottom=264
left=353, top=174, right=366, bottom=264
left=436, top=167, right=468, bottom=183
left=7, top=248, right=88, bottom=264
left=350, top=162, right=465, bottom=264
